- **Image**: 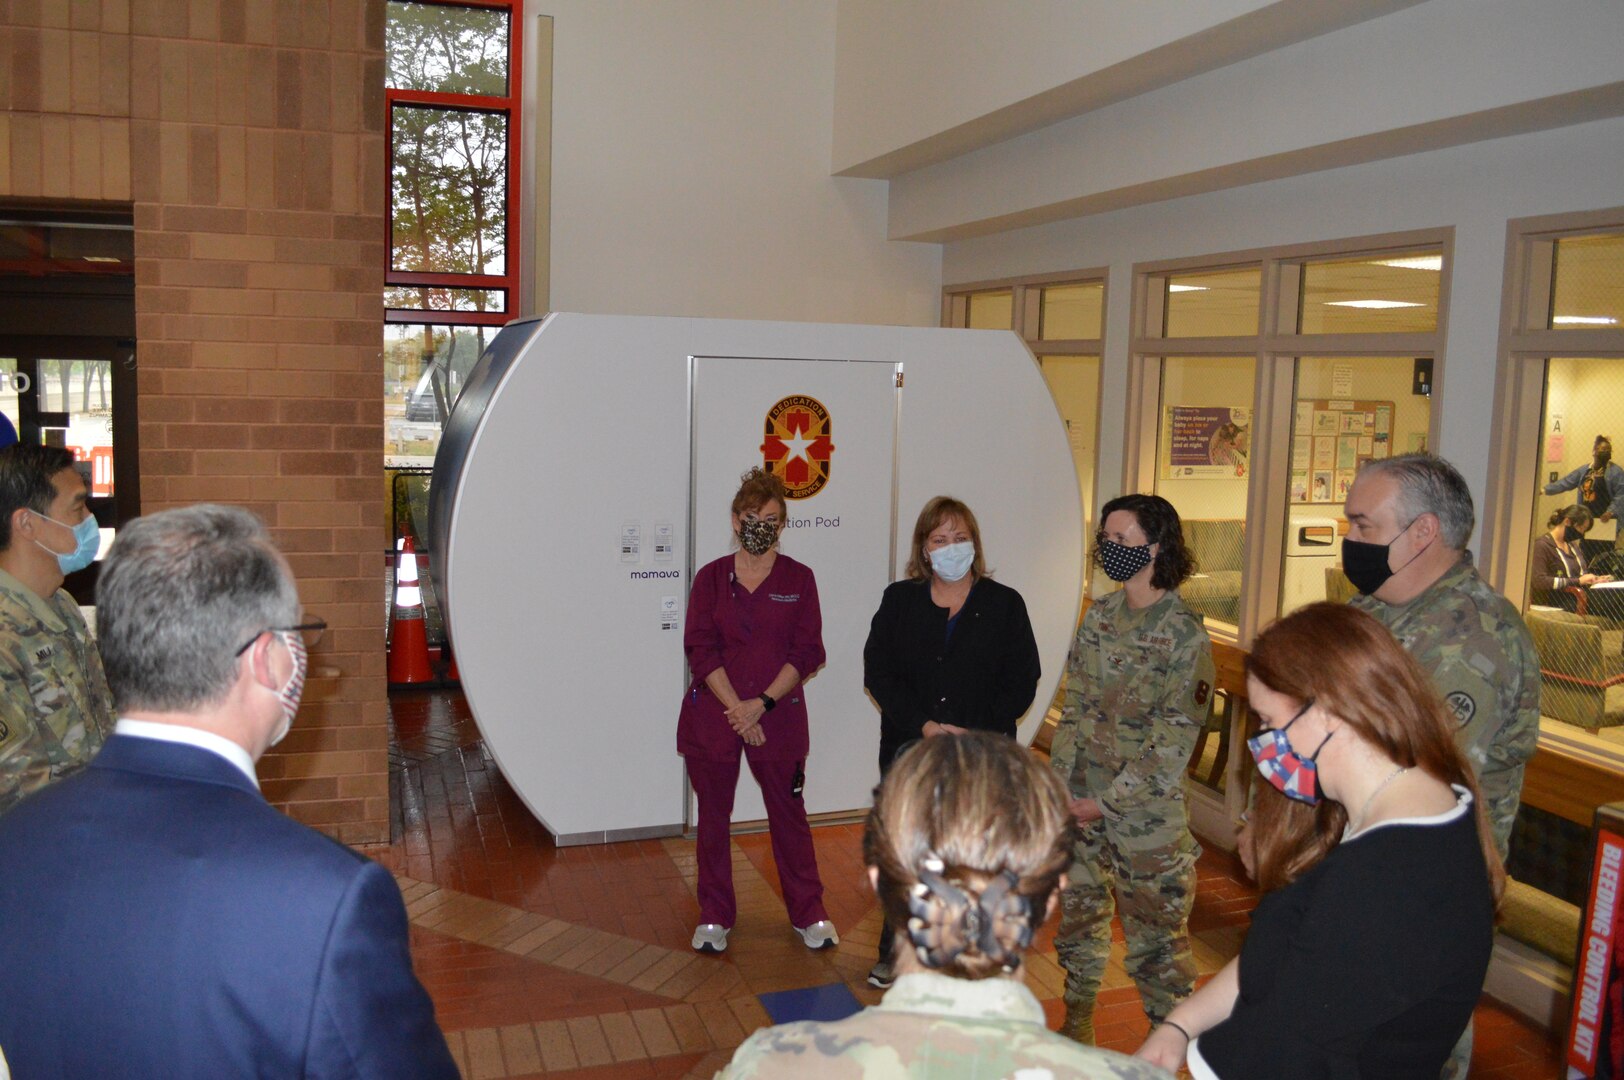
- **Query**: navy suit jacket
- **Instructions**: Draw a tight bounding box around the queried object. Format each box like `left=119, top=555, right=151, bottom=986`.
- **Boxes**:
left=0, top=734, right=458, bottom=1079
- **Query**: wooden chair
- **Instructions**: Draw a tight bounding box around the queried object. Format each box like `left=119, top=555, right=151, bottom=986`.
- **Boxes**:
left=1190, top=639, right=1250, bottom=787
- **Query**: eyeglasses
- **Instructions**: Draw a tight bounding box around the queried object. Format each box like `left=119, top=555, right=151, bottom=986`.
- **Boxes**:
left=233, top=619, right=327, bottom=657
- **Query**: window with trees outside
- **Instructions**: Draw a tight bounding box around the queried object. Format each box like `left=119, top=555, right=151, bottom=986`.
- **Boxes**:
left=384, top=0, right=522, bottom=471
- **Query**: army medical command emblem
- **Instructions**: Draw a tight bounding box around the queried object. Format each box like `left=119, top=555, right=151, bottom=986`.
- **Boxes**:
left=760, top=395, right=834, bottom=499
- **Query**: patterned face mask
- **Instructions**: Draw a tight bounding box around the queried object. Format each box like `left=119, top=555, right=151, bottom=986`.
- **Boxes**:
left=270, top=630, right=308, bottom=748
left=1099, top=539, right=1153, bottom=582
left=738, top=518, right=780, bottom=556
left=1247, top=700, right=1334, bottom=804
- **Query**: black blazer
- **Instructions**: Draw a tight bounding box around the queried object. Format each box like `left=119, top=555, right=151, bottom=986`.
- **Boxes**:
left=863, top=576, right=1041, bottom=770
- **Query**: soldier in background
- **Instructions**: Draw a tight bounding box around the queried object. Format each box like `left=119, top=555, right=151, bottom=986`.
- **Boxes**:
left=0, top=444, right=114, bottom=814
left=1342, top=454, right=1539, bottom=859
left=1341, top=452, right=1540, bottom=1080
left=1050, top=493, right=1215, bottom=1045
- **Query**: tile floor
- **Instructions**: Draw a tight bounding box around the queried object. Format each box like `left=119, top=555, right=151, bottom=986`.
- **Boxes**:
left=373, top=690, right=1564, bottom=1079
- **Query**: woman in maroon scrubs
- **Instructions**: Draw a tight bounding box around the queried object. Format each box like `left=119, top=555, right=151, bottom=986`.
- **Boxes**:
left=679, top=468, right=836, bottom=955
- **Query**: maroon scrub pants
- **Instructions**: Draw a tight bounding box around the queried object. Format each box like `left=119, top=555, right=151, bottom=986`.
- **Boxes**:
left=685, top=752, right=829, bottom=929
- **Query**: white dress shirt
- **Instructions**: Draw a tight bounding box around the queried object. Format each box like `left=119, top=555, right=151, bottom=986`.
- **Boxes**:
left=114, top=718, right=259, bottom=790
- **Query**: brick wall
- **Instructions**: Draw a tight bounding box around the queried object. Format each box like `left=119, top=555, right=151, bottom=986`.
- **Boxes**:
left=0, top=0, right=391, bottom=845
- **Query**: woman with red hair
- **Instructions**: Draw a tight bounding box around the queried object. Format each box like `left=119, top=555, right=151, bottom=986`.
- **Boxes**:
left=1135, top=602, right=1502, bottom=1079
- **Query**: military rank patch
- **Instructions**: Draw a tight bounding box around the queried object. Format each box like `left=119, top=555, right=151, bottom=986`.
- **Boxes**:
left=1445, top=690, right=1476, bottom=726
left=1194, top=680, right=1211, bottom=706
left=0, top=717, right=11, bottom=748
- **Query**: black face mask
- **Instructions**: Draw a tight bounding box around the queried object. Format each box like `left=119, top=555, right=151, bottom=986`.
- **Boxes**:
left=1598, top=451, right=1612, bottom=468
left=1564, top=524, right=1585, bottom=544
left=1341, top=516, right=1425, bottom=596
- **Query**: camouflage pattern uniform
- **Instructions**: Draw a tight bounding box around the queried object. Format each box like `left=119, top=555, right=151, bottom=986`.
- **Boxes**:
left=1351, top=554, right=1540, bottom=1080
left=0, top=568, right=116, bottom=815
left=715, top=971, right=1171, bottom=1079
left=1350, top=554, right=1540, bottom=860
left=1050, top=589, right=1215, bottom=1034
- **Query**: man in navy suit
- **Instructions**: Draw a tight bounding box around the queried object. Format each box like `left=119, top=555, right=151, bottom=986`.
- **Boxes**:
left=0, top=504, right=458, bottom=1078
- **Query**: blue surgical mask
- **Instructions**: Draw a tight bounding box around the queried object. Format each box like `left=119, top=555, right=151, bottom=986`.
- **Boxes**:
left=929, top=541, right=976, bottom=582
left=34, top=511, right=101, bottom=575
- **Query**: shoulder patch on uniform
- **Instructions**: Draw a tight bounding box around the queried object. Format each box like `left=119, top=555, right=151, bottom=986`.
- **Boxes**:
left=1445, top=690, right=1476, bottom=726
left=1194, top=680, right=1211, bottom=706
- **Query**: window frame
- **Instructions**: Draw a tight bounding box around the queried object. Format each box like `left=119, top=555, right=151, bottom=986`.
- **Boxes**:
left=942, top=268, right=1108, bottom=564
left=384, top=0, right=524, bottom=330
left=1126, top=228, right=1453, bottom=644
left=1482, top=206, right=1624, bottom=805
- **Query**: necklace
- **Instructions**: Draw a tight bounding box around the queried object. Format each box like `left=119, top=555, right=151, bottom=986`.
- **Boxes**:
left=1348, top=764, right=1409, bottom=835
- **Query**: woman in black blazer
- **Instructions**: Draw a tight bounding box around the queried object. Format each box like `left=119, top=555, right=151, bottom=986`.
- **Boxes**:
left=861, top=495, right=1041, bottom=987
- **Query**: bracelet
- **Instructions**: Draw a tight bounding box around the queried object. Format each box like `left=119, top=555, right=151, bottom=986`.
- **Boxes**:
left=1161, top=1020, right=1192, bottom=1042
left=759, top=693, right=776, bottom=712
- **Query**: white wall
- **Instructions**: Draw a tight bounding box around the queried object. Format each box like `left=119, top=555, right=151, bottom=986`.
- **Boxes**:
left=885, top=0, right=1624, bottom=240
left=942, top=116, right=1624, bottom=551
left=543, top=0, right=940, bottom=326
left=830, top=0, right=1280, bottom=174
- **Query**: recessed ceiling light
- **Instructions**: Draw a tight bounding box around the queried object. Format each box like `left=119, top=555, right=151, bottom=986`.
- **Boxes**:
left=1326, top=300, right=1425, bottom=309
left=1373, top=256, right=1443, bottom=271
left=1168, top=284, right=1208, bottom=293
left=1553, top=315, right=1619, bottom=326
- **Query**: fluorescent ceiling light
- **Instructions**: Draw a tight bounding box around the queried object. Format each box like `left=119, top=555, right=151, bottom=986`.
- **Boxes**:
left=1326, top=299, right=1424, bottom=309
left=1553, top=315, right=1619, bottom=326
left=82, top=256, right=122, bottom=263
left=1373, top=255, right=1443, bottom=271
left=1167, top=284, right=1208, bottom=292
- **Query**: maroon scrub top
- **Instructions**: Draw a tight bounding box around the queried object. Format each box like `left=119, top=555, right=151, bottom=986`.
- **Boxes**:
left=678, top=553, right=825, bottom=762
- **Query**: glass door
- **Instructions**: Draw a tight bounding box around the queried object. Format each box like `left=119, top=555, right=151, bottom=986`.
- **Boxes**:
left=0, top=337, right=138, bottom=602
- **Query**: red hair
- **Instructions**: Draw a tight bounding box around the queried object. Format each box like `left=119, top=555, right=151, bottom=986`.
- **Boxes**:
left=1246, top=603, right=1503, bottom=905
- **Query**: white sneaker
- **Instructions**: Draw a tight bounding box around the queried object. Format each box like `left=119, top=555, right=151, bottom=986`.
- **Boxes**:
left=691, top=923, right=729, bottom=953
left=797, top=920, right=839, bottom=949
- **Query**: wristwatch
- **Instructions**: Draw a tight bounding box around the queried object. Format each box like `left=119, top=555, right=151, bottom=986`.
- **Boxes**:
left=759, top=693, right=777, bottom=712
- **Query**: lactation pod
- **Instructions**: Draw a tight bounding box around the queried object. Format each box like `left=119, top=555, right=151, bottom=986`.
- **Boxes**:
left=431, top=314, right=1083, bottom=845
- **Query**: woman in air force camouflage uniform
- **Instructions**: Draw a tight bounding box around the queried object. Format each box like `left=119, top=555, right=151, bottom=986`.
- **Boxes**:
left=1050, top=493, right=1215, bottom=1044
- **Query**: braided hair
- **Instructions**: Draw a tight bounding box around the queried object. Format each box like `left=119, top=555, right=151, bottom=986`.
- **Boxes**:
left=864, top=732, right=1076, bottom=979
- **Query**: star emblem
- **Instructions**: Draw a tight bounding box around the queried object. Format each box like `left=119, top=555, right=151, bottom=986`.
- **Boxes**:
left=780, top=423, right=815, bottom=463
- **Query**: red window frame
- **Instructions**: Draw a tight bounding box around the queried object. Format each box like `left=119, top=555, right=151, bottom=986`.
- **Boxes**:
left=384, top=0, right=523, bottom=329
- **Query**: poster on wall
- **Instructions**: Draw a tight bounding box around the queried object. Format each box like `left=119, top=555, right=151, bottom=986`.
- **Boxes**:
left=1293, top=399, right=1396, bottom=504
left=1162, top=406, right=1251, bottom=479
left=1550, top=411, right=1568, bottom=463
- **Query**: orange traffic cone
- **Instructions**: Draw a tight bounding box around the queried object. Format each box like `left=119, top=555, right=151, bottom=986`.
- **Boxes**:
left=442, top=635, right=460, bottom=684
left=388, top=536, right=433, bottom=685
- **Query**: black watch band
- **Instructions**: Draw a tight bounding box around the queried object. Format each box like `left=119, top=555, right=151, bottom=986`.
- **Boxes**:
left=759, top=693, right=776, bottom=712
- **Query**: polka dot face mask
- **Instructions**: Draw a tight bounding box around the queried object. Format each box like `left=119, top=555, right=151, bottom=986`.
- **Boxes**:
left=1099, top=540, right=1153, bottom=583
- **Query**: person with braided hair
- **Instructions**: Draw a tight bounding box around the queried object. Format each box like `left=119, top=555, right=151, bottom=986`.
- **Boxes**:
left=717, top=733, right=1167, bottom=1079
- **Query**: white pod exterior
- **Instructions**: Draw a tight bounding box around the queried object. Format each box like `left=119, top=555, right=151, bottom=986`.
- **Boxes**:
left=431, top=313, right=1082, bottom=845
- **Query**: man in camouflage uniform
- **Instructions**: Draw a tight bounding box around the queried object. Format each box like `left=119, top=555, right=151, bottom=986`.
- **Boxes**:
left=716, top=969, right=1171, bottom=1079
left=1051, top=494, right=1216, bottom=1045
left=0, top=444, right=115, bottom=815
left=1342, top=453, right=1540, bottom=1080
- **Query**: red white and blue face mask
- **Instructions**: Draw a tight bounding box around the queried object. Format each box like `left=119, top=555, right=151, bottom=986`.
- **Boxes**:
left=1248, top=700, right=1334, bottom=804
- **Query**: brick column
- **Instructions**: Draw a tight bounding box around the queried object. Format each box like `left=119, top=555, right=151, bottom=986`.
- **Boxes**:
left=1, top=0, right=392, bottom=845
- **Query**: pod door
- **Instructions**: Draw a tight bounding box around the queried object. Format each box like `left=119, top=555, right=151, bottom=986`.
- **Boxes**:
left=688, top=355, right=900, bottom=824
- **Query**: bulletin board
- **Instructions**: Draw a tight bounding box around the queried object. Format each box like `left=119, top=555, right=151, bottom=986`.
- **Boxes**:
left=1290, top=399, right=1395, bottom=505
